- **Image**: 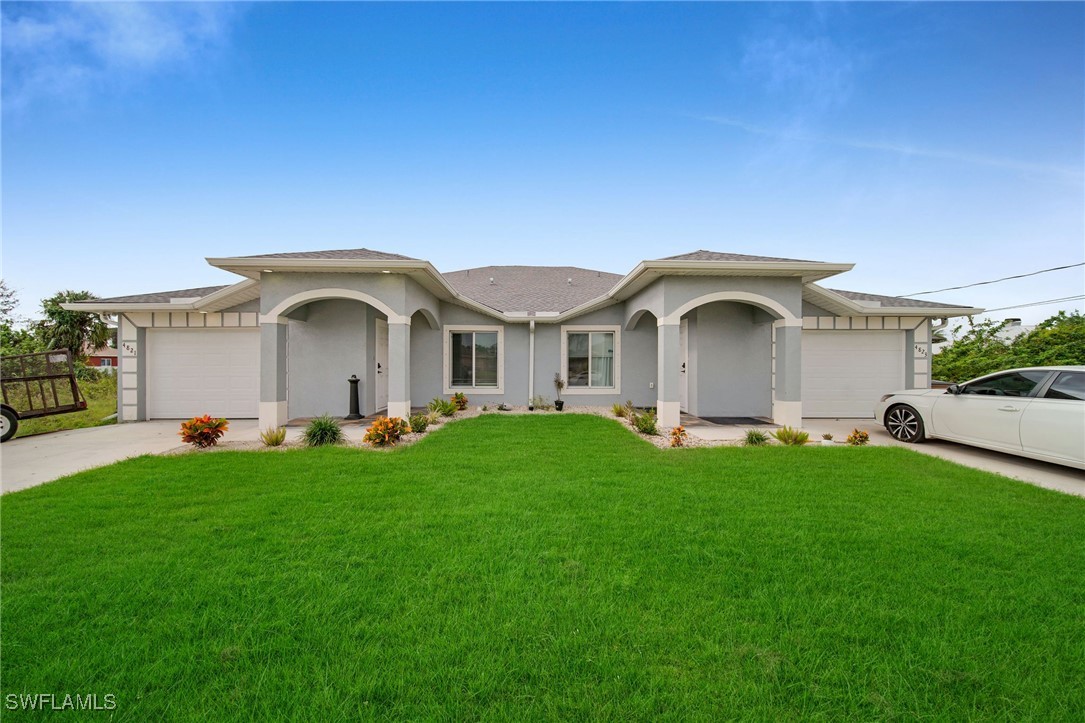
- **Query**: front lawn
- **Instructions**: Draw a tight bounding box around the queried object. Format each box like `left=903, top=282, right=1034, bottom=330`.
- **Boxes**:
left=2, top=415, right=1082, bottom=720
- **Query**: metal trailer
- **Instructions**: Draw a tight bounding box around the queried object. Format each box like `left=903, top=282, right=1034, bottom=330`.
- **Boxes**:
left=1, top=349, right=88, bottom=442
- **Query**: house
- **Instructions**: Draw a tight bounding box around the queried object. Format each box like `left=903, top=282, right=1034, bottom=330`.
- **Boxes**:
left=64, top=248, right=982, bottom=429
left=84, top=344, right=119, bottom=372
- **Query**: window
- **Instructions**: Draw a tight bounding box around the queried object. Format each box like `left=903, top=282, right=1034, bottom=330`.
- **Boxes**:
left=561, top=326, right=620, bottom=393
left=962, top=370, right=1049, bottom=397
left=1044, top=371, right=1085, bottom=401
left=443, top=326, right=503, bottom=394
left=100, top=358, right=113, bottom=367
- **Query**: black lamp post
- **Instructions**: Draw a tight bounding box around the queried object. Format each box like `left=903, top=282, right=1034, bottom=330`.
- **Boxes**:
left=346, top=375, right=362, bottom=420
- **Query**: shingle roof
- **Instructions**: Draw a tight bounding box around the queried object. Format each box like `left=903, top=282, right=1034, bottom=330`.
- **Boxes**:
left=91, top=286, right=228, bottom=304
left=659, top=250, right=819, bottom=263
left=233, top=247, right=418, bottom=261
left=829, top=289, right=974, bottom=309
left=444, top=266, right=622, bottom=313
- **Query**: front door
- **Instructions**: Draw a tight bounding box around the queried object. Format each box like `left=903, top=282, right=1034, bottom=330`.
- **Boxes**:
left=375, top=319, right=389, bottom=412
left=679, top=318, right=688, bottom=413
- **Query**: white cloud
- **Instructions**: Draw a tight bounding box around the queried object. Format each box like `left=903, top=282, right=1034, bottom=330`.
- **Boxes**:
left=2, top=2, right=241, bottom=112
left=699, top=115, right=1084, bottom=182
left=741, top=30, right=855, bottom=113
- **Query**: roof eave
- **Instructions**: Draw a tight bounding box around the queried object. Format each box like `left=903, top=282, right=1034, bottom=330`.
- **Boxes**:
left=803, top=284, right=982, bottom=318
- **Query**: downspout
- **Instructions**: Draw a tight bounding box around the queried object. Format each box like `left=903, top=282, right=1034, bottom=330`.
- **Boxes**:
left=528, top=320, right=535, bottom=404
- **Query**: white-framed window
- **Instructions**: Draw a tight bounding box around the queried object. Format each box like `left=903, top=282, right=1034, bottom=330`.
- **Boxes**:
left=443, top=325, right=504, bottom=394
left=100, top=358, right=113, bottom=367
left=560, top=325, right=620, bottom=394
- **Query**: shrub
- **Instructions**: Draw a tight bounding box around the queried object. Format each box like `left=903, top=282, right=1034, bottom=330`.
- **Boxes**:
left=428, top=397, right=457, bottom=417
left=303, top=414, right=343, bottom=447
left=771, top=426, right=809, bottom=446
left=364, top=416, right=410, bottom=447
left=408, top=413, right=429, bottom=434
left=744, top=429, right=769, bottom=446
left=179, top=415, right=229, bottom=448
left=612, top=402, right=627, bottom=418
left=847, top=428, right=870, bottom=446
left=670, top=426, right=688, bottom=448
left=530, top=395, right=553, bottom=411
left=260, top=426, right=287, bottom=447
left=630, top=408, right=658, bottom=436
left=426, top=410, right=442, bottom=426
left=822, top=433, right=834, bottom=441
left=452, top=392, right=469, bottom=411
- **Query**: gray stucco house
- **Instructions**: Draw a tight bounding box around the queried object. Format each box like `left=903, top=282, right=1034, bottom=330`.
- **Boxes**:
left=66, top=248, right=981, bottom=431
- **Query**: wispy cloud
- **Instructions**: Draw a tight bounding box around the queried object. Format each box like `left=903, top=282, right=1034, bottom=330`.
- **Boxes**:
left=699, top=115, right=1084, bottom=181
left=2, top=3, right=242, bottom=112
left=741, top=33, right=855, bottom=113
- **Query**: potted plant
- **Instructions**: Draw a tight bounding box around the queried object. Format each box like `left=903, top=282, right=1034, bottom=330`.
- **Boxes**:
left=821, top=433, right=834, bottom=446
left=553, top=373, right=566, bottom=411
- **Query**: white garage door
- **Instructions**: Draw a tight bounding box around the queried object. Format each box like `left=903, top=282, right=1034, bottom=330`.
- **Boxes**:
left=801, top=331, right=904, bottom=418
left=148, top=329, right=259, bottom=419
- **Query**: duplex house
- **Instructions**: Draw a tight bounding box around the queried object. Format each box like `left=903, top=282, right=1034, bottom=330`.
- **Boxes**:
left=66, top=248, right=981, bottom=430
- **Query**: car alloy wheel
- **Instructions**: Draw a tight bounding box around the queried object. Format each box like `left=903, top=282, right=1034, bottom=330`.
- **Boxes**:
left=885, top=405, right=923, bottom=443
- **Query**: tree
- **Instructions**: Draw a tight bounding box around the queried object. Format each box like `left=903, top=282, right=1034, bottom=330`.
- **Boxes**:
left=932, top=311, right=1085, bottom=382
left=38, top=290, right=112, bottom=361
left=0, top=280, right=44, bottom=357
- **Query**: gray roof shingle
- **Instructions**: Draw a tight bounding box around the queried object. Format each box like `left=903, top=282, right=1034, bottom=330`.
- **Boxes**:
left=444, top=266, right=622, bottom=313
left=659, top=250, right=819, bottom=263
left=829, top=289, right=974, bottom=309
left=91, top=286, right=229, bottom=304
left=234, top=247, right=418, bottom=261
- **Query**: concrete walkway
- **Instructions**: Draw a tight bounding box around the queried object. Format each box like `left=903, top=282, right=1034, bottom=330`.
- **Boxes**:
left=685, top=416, right=1085, bottom=498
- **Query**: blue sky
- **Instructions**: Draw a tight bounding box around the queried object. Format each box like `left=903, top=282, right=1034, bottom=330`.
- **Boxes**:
left=3, top=1, right=1083, bottom=326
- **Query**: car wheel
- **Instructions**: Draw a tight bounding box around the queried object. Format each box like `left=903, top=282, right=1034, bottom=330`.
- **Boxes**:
left=0, top=406, right=18, bottom=443
left=885, top=404, right=924, bottom=443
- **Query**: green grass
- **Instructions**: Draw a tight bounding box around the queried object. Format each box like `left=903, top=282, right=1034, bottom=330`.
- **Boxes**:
left=14, top=375, right=117, bottom=438
left=2, top=415, right=1083, bottom=720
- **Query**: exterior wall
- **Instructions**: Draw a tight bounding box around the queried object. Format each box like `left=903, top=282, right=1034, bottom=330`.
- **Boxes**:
left=688, top=302, right=773, bottom=418
left=287, top=299, right=372, bottom=419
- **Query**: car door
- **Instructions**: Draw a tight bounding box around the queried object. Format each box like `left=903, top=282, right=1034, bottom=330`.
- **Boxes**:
left=932, top=370, right=1051, bottom=451
left=1019, top=371, right=1085, bottom=466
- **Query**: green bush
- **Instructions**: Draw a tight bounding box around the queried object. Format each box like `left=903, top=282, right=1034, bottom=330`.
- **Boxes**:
left=771, top=426, right=809, bottom=446
left=303, top=415, right=344, bottom=447
left=932, top=311, right=1085, bottom=382
left=630, top=408, right=657, bottom=436
left=260, top=426, right=287, bottom=447
left=428, top=397, right=457, bottom=417
left=612, top=402, right=628, bottom=418
left=452, top=392, right=469, bottom=411
left=744, top=429, right=770, bottom=447
left=408, top=413, right=429, bottom=434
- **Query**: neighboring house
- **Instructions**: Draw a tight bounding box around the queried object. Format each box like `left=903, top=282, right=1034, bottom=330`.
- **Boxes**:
left=64, top=248, right=982, bottom=429
left=84, top=344, right=119, bottom=372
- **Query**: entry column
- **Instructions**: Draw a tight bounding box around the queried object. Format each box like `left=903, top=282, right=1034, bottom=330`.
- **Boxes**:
left=260, top=320, right=288, bottom=429
left=386, top=320, right=411, bottom=419
left=657, top=320, right=681, bottom=428
left=773, top=321, right=803, bottom=427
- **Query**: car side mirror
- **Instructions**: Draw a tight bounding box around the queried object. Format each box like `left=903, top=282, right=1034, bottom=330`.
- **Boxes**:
left=946, top=384, right=961, bottom=395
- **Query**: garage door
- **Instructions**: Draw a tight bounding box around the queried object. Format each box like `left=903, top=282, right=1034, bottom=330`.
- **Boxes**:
left=147, top=329, right=259, bottom=418
left=801, top=331, right=904, bottom=418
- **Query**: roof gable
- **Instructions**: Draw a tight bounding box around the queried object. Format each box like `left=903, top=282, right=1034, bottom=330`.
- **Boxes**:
left=232, top=247, right=417, bottom=261
left=659, top=250, right=819, bottom=263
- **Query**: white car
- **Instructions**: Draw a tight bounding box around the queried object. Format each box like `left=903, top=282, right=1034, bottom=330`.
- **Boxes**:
left=874, top=366, right=1085, bottom=470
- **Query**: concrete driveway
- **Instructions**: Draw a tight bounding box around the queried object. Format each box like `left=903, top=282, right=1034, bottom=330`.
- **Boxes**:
left=1, top=420, right=259, bottom=494
left=686, top=417, right=1085, bottom=498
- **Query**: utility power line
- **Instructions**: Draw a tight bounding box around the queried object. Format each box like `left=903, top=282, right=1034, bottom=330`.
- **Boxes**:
left=979, top=295, right=1085, bottom=314
left=903, top=261, right=1084, bottom=297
